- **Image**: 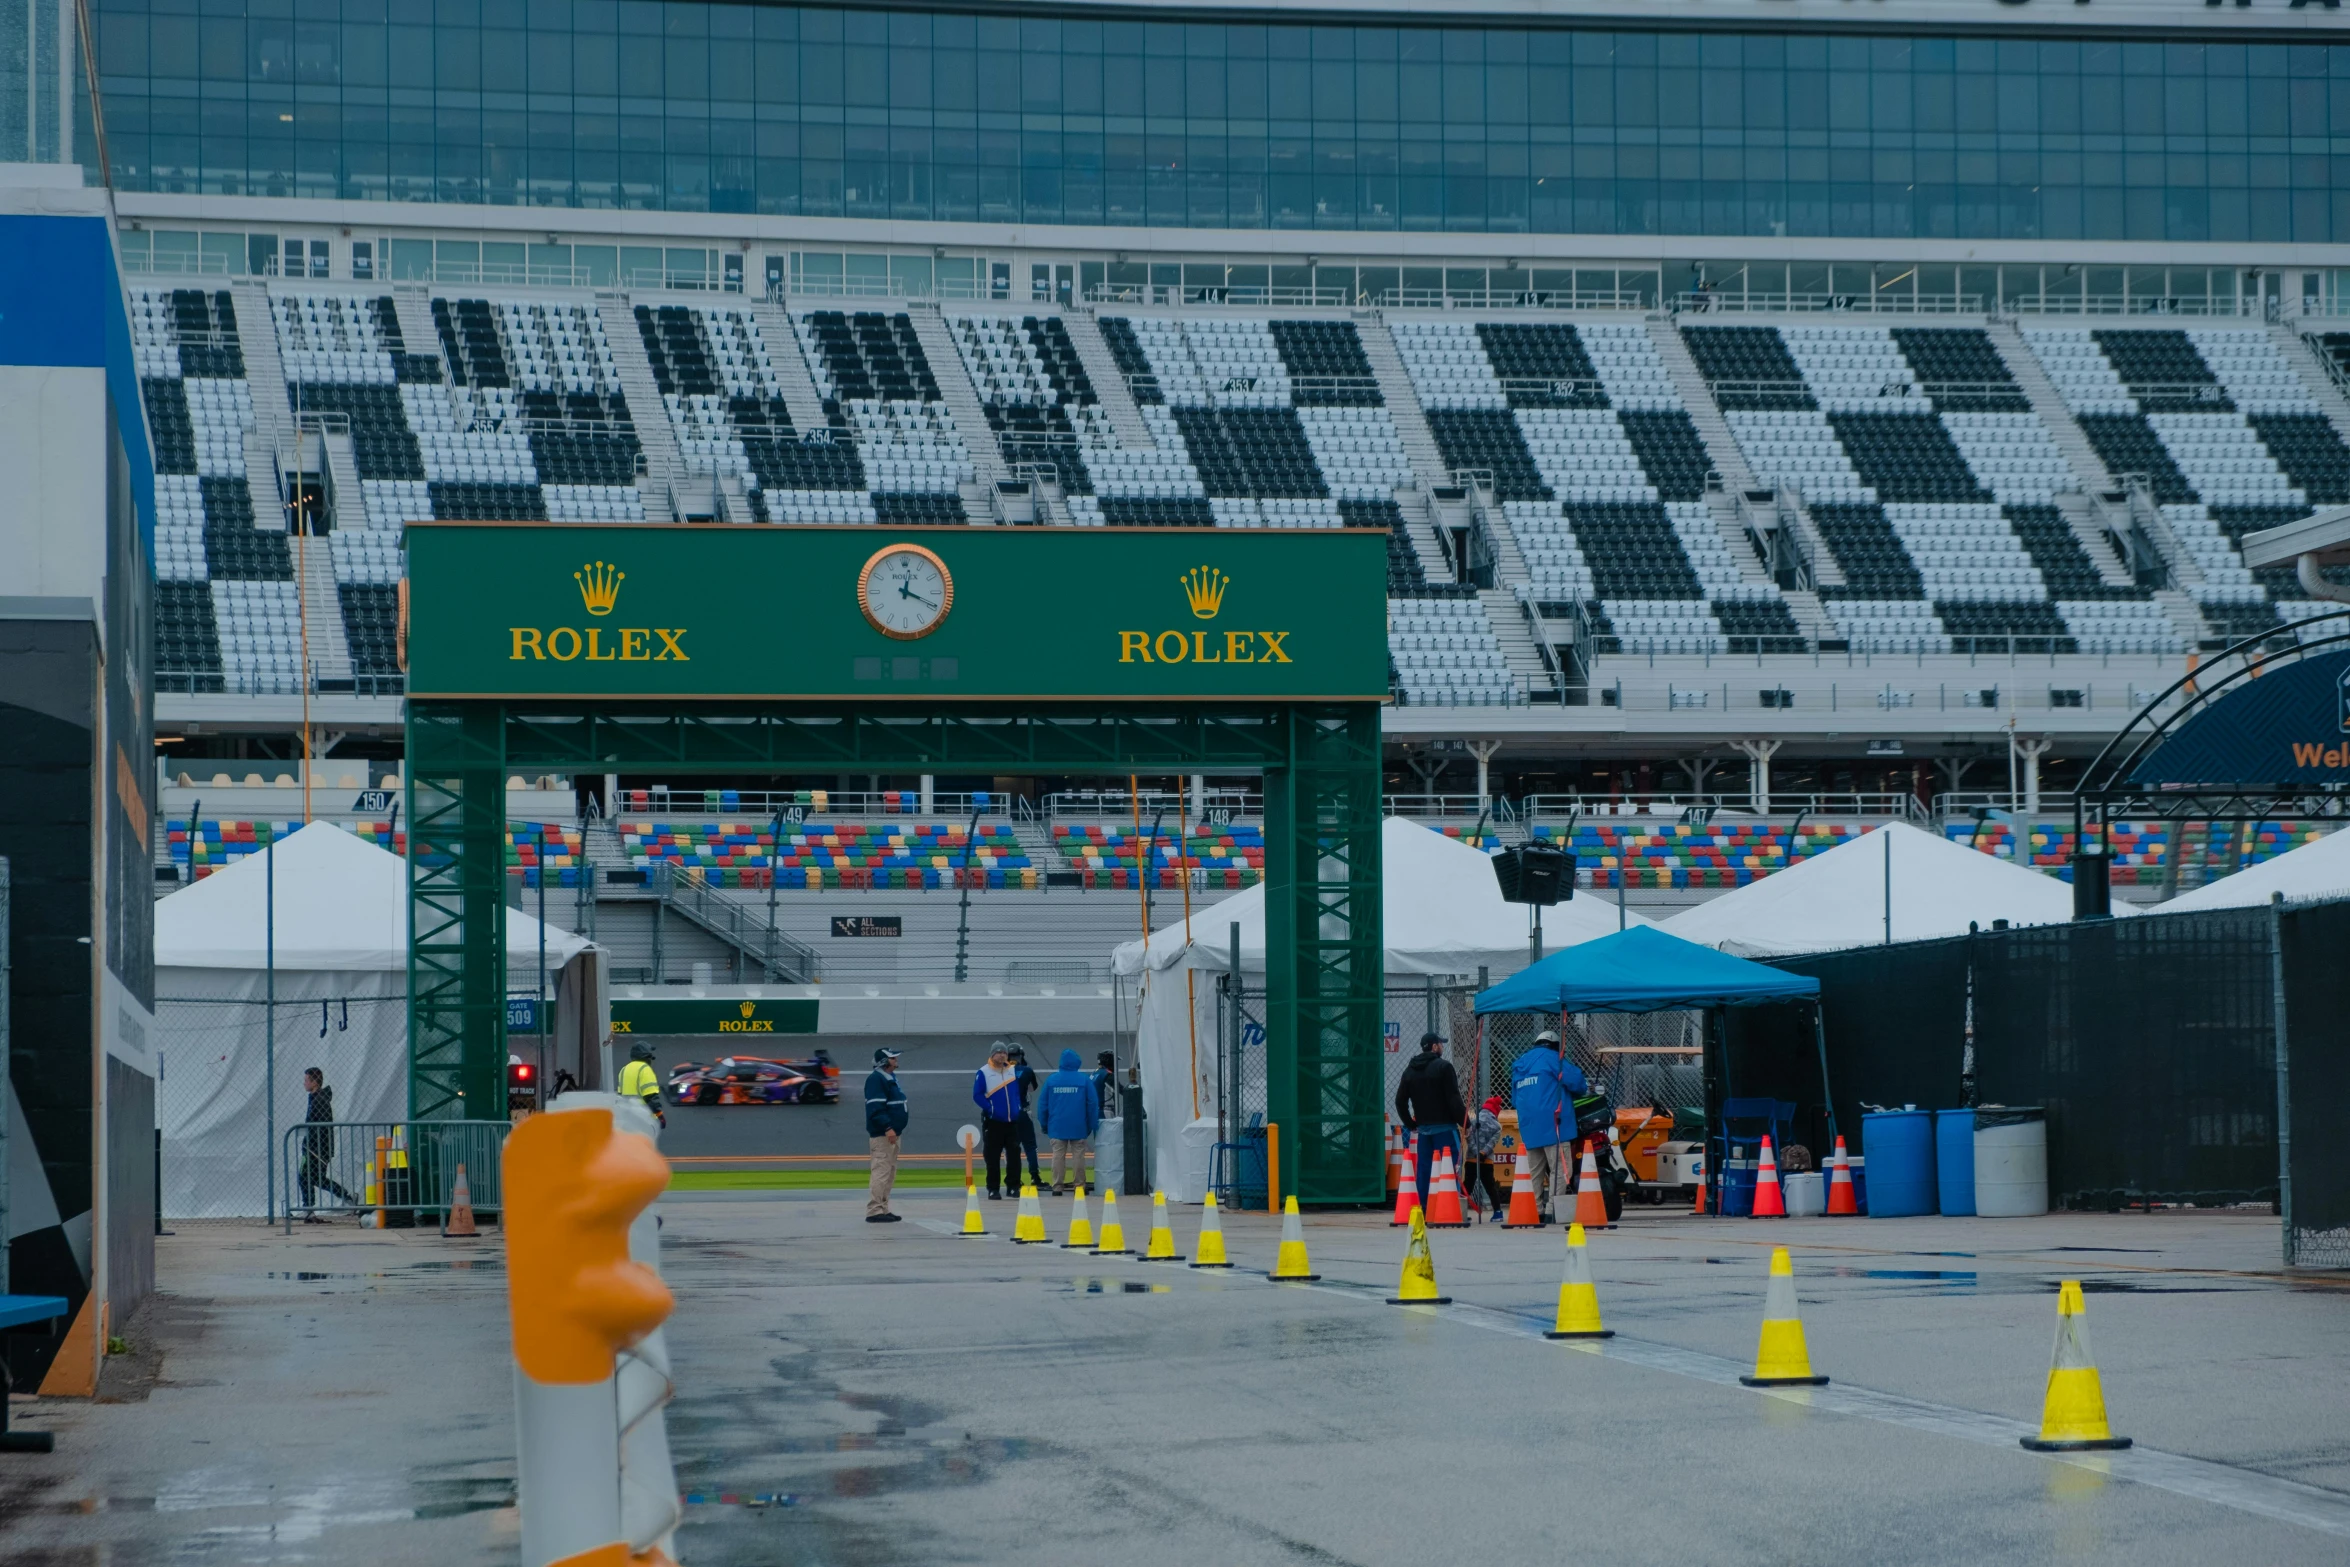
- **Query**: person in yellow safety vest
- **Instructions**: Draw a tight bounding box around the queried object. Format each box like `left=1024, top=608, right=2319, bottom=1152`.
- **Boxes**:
left=620, top=1041, right=666, bottom=1129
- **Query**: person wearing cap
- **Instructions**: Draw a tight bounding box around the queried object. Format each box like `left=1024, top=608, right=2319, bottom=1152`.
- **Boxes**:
left=1393, top=1032, right=1467, bottom=1212
left=1510, top=1028, right=1588, bottom=1225
left=1039, top=1048, right=1102, bottom=1194
left=971, top=1041, right=1024, bottom=1199
left=1006, top=1044, right=1045, bottom=1189
left=864, top=1047, right=909, bottom=1223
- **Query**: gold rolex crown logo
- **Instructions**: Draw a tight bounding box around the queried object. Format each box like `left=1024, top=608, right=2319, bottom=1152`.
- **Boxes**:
left=574, top=560, right=624, bottom=617
left=738, top=1000, right=756, bottom=1018
left=1180, top=566, right=1228, bottom=620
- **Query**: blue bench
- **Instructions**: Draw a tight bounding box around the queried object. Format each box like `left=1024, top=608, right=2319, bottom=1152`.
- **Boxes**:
left=0, top=1294, right=69, bottom=1453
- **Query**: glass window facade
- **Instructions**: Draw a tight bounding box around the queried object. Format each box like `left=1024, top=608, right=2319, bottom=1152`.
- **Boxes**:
left=89, top=1, right=2350, bottom=243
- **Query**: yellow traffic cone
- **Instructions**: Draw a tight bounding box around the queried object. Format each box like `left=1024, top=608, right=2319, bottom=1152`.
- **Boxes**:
left=1190, top=1192, right=1232, bottom=1268
left=2020, top=1281, right=2133, bottom=1452
left=959, top=1181, right=987, bottom=1237
left=1544, top=1222, right=1612, bottom=1339
left=1387, top=1206, right=1451, bottom=1306
left=1012, top=1183, right=1049, bottom=1244
left=1141, top=1192, right=1179, bottom=1261
left=1093, top=1189, right=1131, bottom=1255
left=1061, top=1185, right=1095, bottom=1249
left=1739, top=1245, right=1828, bottom=1386
left=1268, top=1195, right=1318, bottom=1282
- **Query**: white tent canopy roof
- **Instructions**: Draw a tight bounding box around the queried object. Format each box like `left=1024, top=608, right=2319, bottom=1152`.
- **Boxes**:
left=1659, top=820, right=2104, bottom=958
left=2159, top=825, right=2350, bottom=912
left=155, top=820, right=588, bottom=971
left=1111, top=815, right=1648, bottom=977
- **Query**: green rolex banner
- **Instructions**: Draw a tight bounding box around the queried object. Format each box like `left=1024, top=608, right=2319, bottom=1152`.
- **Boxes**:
left=402, top=522, right=1392, bottom=702
left=610, top=997, right=822, bottom=1035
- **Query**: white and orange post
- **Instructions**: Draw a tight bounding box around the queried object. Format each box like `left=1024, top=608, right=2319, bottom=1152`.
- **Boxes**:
left=505, top=1093, right=681, bottom=1567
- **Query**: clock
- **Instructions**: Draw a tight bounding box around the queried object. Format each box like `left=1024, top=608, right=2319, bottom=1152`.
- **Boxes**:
left=856, top=542, right=955, bottom=640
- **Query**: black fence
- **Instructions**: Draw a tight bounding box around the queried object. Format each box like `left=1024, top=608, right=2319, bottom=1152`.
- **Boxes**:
left=1724, top=899, right=2350, bottom=1265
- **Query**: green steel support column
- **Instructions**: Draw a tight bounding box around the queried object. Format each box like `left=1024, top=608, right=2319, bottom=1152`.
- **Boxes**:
left=407, top=703, right=508, bottom=1120
left=1263, top=704, right=1384, bottom=1204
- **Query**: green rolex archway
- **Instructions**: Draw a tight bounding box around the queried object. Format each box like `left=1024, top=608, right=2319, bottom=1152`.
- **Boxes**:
left=401, top=522, right=1391, bottom=1204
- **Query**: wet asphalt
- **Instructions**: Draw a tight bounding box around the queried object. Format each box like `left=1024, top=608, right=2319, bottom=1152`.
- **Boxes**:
left=4, top=1204, right=2346, bottom=1564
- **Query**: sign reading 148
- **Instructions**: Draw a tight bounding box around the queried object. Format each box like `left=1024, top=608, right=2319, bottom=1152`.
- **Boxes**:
left=858, top=543, right=954, bottom=639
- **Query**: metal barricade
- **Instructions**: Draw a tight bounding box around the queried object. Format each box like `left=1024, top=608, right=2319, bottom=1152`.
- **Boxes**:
left=280, top=1120, right=512, bottom=1233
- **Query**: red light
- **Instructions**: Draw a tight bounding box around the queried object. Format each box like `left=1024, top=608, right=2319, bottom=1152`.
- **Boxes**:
left=510, top=1063, right=535, bottom=1084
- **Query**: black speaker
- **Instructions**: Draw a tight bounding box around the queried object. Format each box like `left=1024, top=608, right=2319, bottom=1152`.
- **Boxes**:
left=2071, top=848, right=2111, bottom=920
left=1493, top=844, right=1573, bottom=904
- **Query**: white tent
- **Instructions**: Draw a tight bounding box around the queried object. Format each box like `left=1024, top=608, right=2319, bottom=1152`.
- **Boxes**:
left=1660, top=821, right=2105, bottom=959
left=1110, top=817, right=1648, bottom=1198
left=2159, top=825, right=2350, bottom=912
left=155, top=822, right=587, bottom=1218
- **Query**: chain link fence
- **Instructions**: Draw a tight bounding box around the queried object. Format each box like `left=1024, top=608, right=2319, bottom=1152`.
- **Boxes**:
left=156, top=993, right=409, bottom=1220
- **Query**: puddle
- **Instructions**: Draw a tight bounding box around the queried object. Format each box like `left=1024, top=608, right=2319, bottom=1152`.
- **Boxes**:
left=682, top=1491, right=800, bottom=1509
left=2048, top=1247, right=2161, bottom=1254
left=1069, top=1278, right=1169, bottom=1294
left=2068, top=1277, right=2253, bottom=1295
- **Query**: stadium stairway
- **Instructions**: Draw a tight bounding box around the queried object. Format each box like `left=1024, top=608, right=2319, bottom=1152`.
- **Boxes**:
left=1060, top=310, right=1157, bottom=449
left=596, top=293, right=686, bottom=519
left=1983, top=317, right=2120, bottom=495
left=2274, top=321, right=2350, bottom=447
left=228, top=283, right=296, bottom=533
left=747, top=300, right=834, bottom=434
left=1647, top=315, right=1844, bottom=590
left=390, top=287, right=442, bottom=382
left=2049, top=489, right=2143, bottom=591
left=1478, top=588, right=1558, bottom=698
left=1353, top=317, right=1461, bottom=585
left=904, top=302, right=1013, bottom=491
left=294, top=534, right=354, bottom=683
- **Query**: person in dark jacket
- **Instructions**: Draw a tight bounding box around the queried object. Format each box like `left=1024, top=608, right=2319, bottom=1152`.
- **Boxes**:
left=1007, top=1044, right=1045, bottom=1188
left=1094, top=1050, right=1119, bottom=1117
left=864, top=1047, right=909, bottom=1223
left=297, top=1067, right=356, bottom=1219
left=1393, top=1033, right=1467, bottom=1211
left=1039, top=1048, right=1103, bottom=1193
left=971, top=1042, right=1025, bottom=1198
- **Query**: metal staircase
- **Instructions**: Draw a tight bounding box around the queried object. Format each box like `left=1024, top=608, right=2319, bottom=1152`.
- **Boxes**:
left=596, top=293, right=686, bottom=520
left=294, top=536, right=354, bottom=684
left=1983, top=319, right=2120, bottom=493
left=1479, top=589, right=1559, bottom=702
left=1062, top=310, right=1155, bottom=448
left=229, top=281, right=296, bottom=532
left=903, top=302, right=1011, bottom=488
left=1355, top=314, right=1449, bottom=488
left=390, top=286, right=442, bottom=379
left=748, top=301, right=833, bottom=434
left=2273, top=321, right=2350, bottom=447
left=1645, top=315, right=1761, bottom=495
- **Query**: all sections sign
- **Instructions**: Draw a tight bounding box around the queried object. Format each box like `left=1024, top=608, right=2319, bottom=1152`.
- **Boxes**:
left=403, top=522, right=1390, bottom=702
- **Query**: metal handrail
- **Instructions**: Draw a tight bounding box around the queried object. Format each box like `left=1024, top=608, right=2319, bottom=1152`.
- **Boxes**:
left=656, top=863, right=821, bottom=982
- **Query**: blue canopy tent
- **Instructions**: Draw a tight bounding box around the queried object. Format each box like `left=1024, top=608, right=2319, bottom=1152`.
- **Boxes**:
left=1474, top=926, right=1831, bottom=1215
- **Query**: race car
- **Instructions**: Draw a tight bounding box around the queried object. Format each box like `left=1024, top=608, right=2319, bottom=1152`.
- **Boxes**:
left=665, top=1051, right=840, bottom=1106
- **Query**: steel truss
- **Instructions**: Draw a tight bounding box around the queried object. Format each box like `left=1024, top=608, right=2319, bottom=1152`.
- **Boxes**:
left=405, top=700, right=1387, bottom=1201
left=2075, top=614, right=2350, bottom=849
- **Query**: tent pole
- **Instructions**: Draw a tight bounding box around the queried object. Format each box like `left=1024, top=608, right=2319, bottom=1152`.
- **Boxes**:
left=1705, top=1004, right=1726, bottom=1218
left=1811, top=998, right=1839, bottom=1153
left=1883, top=826, right=1892, bottom=946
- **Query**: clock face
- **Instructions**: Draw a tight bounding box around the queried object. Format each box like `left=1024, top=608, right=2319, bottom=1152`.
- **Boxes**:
left=858, top=544, right=954, bottom=640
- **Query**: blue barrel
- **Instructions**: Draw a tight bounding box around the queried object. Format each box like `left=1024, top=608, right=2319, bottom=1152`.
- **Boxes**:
left=1720, top=1155, right=1759, bottom=1217
left=1861, top=1111, right=1937, bottom=1217
left=1936, top=1108, right=1977, bottom=1216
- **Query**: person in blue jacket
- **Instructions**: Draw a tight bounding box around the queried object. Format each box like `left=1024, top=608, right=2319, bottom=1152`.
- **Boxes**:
left=972, top=1042, right=1025, bottom=1199
left=1039, top=1048, right=1103, bottom=1193
left=1510, top=1028, right=1588, bottom=1225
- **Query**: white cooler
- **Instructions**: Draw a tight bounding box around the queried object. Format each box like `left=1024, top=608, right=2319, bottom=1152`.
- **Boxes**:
left=1783, top=1171, right=1826, bottom=1217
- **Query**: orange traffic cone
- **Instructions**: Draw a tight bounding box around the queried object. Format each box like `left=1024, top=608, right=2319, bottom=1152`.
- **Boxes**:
left=1502, top=1161, right=1543, bottom=1228
left=1691, top=1170, right=1707, bottom=1215
left=1426, top=1148, right=1470, bottom=1228
left=1392, top=1138, right=1421, bottom=1227
left=441, top=1163, right=479, bottom=1238
left=1572, top=1146, right=1613, bottom=1230
left=1752, top=1135, right=1787, bottom=1218
left=1825, top=1136, right=1858, bottom=1215
left=1387, top=1126, right=1407, bottom=1197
